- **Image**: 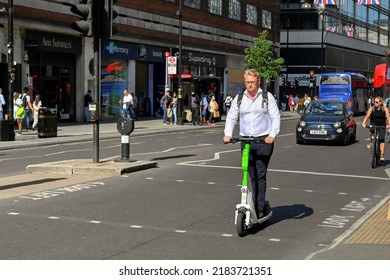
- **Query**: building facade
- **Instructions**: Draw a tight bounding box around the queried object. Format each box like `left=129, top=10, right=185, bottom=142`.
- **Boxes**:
left=0, top=0, right=281, bottom=122
left=280, top=0, right=389, bottom=97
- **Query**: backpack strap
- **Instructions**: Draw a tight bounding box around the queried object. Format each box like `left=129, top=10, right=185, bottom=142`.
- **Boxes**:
left=237, top=90, right=268, bottom=109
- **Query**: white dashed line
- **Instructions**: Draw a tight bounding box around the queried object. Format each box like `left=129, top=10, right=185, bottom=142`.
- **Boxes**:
left=48, top=216, right=59, bottom=219
left=89, top=220, right=102, bottom=224
left=8, top=212, right=20, bottom=215
left=131, top=225, right=143, bottom=228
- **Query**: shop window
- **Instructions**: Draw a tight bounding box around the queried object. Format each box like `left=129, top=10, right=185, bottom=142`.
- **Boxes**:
left=199, top=66, right=208, bottom=76
left=184, top=0, right=200, bottom=9
left=262, top=10, right=272, bottom=30
left=229, top=0, right=241, bottom=21
left=246, top=4, right=257, bottom=25
left=190, top=65, right=197, bottom=75
left=209, top=0, right=222, bottom=16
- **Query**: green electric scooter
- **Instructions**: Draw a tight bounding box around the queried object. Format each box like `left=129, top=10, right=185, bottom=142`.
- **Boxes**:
left=229, top=137, right=272, bottom=237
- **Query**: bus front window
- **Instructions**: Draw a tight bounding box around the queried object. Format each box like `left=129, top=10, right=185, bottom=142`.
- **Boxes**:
left=320, top=75, right=350, bottom=85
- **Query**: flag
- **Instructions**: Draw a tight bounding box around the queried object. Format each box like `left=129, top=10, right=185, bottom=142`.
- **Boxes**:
left=344, top=25, right=354, bottom=37
left=326, top=25, right=337, bottom=32
left=314, top=0, right=336, bottom=4
left=357, top=0, right=380, bottom=4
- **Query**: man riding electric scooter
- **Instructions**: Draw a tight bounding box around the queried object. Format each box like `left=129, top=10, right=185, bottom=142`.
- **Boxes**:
left=223, top=69, right=281, bottom=221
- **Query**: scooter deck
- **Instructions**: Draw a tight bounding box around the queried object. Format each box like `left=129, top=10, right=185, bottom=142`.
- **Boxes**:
left=255, top=210, right=272, bottom=224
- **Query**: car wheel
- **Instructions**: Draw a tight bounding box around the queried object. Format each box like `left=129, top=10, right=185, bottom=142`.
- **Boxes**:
left=349, top=130, right=356, bottom=144
left=341, top=134, right=348, bottom=146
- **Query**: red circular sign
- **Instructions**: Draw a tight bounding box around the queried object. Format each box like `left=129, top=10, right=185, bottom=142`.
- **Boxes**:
left=164, top=51, right=170, bottom=57
left=168, top=57, right=176, bottom=63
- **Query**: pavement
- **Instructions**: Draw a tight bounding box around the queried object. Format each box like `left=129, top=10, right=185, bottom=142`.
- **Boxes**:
left=0, top=111, right=389, bottom=260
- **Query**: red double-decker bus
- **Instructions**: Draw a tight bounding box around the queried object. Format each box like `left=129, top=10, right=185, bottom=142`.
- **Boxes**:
left=373, top=63, right=390, bottom=99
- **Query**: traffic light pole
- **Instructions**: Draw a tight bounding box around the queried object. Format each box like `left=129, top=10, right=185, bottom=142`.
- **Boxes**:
left=92, top=0, right=100, bottom=163
left=176, top=0, right=183, bottom=125
left=7, top=0, right=15, bottom=141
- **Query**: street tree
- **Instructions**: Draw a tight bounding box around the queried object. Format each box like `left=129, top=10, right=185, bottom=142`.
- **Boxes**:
left=244, top=30, right=284, bottom=80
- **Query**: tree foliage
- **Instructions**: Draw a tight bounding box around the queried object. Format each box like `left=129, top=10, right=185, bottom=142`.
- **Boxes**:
left=244, top=30, right=284, bottom=79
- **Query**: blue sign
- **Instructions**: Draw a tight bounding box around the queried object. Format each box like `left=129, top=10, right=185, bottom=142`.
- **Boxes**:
left=102, top=40, right=167, bottom=63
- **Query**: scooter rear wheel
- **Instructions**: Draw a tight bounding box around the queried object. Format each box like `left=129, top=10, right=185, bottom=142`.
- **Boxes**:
left=236, top=211, right=247, bottom=237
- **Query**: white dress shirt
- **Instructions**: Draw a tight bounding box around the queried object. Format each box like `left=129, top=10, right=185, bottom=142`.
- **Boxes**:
left=224, top=89, right=281, bottom=138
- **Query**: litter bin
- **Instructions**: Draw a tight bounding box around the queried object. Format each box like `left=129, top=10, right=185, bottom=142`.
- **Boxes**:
left=0, top=119, right=13, bottom=141
left=38, top=108, right=57, bottom=138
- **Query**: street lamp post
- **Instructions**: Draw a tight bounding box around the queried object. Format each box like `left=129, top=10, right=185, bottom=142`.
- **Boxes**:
left=285, top=18, right=290, bottom=90
left=176, top=0, right=183, bottom=125
left=318, top=5, right=325, bottom=73
left=3, top=0, right=15, bottom=141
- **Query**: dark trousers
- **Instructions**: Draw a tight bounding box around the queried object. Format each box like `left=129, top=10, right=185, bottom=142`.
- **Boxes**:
left=191, top=107, right=199, bottom=124
left=242, top=141, right=274, bottom=213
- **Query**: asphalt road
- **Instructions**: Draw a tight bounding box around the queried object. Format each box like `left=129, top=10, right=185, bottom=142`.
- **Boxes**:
left=0, top=116, right=389, bottom=260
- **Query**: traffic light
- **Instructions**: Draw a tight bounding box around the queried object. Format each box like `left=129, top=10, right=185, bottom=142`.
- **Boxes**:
left=70, top=0, right=92, bottom=37
left=92, top=0, right=118, bottom=39
left=309, top=71, right=315, bottom=88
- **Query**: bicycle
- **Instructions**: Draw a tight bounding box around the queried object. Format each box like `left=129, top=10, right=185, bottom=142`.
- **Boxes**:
left=226, top=137, right=272, bottom=237
left=367, top=125, right=386, bottom=168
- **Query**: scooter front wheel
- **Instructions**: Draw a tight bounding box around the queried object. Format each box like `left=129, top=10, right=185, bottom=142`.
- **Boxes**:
left=236, top=211, right=247, bottom=237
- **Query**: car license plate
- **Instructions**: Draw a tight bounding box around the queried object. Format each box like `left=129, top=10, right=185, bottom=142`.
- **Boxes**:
left=310, top=130, right=327, bottom=135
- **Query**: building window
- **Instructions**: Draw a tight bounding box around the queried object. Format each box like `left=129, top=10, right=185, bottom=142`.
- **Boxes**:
left=262, top=10, right=272, bottom=29
left=209, top=0, right=222, bottom=16
left=229, top=0, right=241, bottom=21
left=184, top=0, right=200, bottom=9
left=246, top=4, right=257, bottom=25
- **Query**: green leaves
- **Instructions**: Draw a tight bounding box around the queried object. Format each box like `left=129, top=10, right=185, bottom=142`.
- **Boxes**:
left=244, top=30, right=284, bottom=79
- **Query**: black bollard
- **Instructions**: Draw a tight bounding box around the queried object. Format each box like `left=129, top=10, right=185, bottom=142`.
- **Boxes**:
left=116, top=117, right=135, bottom=162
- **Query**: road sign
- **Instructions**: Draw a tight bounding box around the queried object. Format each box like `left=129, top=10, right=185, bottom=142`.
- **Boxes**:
left=167, top=56, right=177, bottom=75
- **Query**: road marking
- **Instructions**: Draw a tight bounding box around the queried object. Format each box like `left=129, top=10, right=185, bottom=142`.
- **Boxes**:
left=8, top=212, right=20, bottom=215
left=89, top=220, right=102, bottom=224
left=306, top=194, right=390, bottom=260
left=48, top=216, right=59, bottom=219
left=179, top=153, right=390, bottom=181
left=269, top=238, right=281, bottom=242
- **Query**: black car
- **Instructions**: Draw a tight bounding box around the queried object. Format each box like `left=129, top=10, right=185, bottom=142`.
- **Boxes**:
left=296, top=99, right=357, bottom=145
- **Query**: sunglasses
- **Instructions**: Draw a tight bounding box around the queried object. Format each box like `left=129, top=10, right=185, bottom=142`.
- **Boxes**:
left=374, top=100, right=381, bottom=104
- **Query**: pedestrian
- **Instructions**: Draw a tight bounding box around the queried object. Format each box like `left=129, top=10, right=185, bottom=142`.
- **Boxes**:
left=22, top=88, right=33, bottom=131
left=288, top=94, right=294, bottom=112
left=200, top=93, right=208, bottom=123
left=13, top=92, right=24, bottom=135
left=223, top=69, right=281, bottom=219
left=362, top=96, right=390, bottom=161
left=160, top=90, right=171, bottom=125
left=120, top=89, right=134, bottom=119
left=303, top=94, right=311, bottom=108
left=131, top=92, right=138, bottom=120
left=281, top=93, right=287, bottom=112
left=191, top=92, right=200, bottom=126
left=32, top=95, right=43, bottom=131
left=0, top=88, right=6, bottom=120
left=84, top=90, right=93, bottom=122
left=224, top=93, right=233, bottom=115
left=207, top=95, right=218, bottom=125
left=293, top=95, right=299, bottom=112
left=170, top=92, right=177, bottom=125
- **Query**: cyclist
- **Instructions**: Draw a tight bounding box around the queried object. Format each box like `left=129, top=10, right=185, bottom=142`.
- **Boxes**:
left=223, top=69, right=281, bottom=219
left=362, top=96, right=390, bottom=161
